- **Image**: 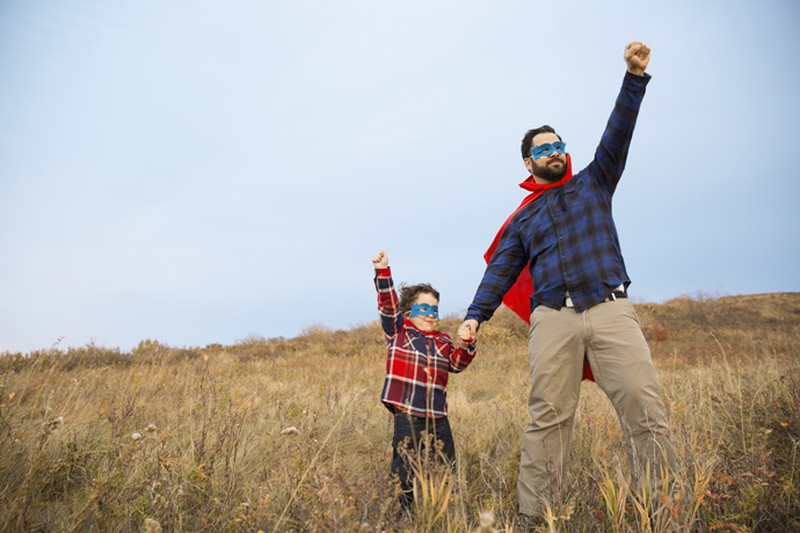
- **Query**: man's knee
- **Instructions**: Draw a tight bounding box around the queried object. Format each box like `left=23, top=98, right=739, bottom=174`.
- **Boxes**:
left=527, top=392, right=580, bottom=428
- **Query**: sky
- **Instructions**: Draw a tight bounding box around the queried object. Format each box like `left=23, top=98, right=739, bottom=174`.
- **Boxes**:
left=1, top=0, right=799, bottom=353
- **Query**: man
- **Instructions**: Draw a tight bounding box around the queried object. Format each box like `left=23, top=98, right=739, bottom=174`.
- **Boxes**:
left=458, top=42, right=678, bottom=524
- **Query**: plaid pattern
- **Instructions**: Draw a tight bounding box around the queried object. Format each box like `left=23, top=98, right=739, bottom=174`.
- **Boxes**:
left=375, top=267, right=476, bottom=418
left=466, top=72, right=651, bottom=322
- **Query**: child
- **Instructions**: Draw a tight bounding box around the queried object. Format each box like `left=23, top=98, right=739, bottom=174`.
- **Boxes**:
left=372, top=250, right=476, bottom=509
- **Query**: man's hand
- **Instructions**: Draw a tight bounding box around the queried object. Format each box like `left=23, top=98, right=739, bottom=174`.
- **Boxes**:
left=457, top=319, right=478, bottom=347
left=372, top=250, right=389, bottom=269
left=624, top=41, right=650, bottom=76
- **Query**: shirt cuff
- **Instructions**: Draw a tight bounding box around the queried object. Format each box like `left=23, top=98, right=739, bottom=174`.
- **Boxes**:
left=625, top=69, right=651, bottom=84
left=375, top=266, right=391, bottom=277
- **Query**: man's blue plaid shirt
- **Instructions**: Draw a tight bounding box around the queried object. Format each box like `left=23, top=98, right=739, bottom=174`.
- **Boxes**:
left=466, top=72, right=651, bottom=322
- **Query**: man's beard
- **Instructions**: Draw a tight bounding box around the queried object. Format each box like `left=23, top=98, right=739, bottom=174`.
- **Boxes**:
left=534, top=158, right=567, bottom=182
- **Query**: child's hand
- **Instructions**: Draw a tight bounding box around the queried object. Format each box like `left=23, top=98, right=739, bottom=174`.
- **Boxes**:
left=372, top=250, right=389, bottom=269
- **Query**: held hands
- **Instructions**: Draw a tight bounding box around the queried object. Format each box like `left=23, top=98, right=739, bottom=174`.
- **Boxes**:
left=456, top=319, right=478, bottom=348
left=624, top=41, right=651, bottom=76
left=372, top=250, right=389, bottom=269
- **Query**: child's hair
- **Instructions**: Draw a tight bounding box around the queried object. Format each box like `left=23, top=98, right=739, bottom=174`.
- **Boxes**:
left=398, top=283, right=440, bottom=315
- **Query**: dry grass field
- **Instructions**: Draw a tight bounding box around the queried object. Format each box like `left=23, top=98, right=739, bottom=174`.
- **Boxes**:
left=1, top=293, right=799, bottom=532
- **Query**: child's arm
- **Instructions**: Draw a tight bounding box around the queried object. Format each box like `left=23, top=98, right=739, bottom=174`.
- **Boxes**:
left=372, top=251, right=403, bottom=337
left=448, top=337, right=476, bottom=373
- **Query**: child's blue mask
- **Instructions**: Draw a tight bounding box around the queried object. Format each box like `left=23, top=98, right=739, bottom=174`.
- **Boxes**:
left=531, top=141, right=567, bottom=160
left=410, top=303, right=439, bottom=319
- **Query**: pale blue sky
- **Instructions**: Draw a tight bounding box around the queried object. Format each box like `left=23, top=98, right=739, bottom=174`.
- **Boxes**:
left=1, top=1, right=798, bottom=353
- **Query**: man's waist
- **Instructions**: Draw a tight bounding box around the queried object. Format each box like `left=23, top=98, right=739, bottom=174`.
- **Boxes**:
left=564, top=284, right=626, bottom=308
left=532, top=284, right=627, bottom=311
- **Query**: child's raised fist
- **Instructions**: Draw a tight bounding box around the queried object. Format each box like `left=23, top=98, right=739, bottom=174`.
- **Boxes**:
left=372, top=251, right=389, bottom=269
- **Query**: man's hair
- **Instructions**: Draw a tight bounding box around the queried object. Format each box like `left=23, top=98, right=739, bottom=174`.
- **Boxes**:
left=520, top=125, right=562, bottom=159
left=399, top=283, right=440, bottom=315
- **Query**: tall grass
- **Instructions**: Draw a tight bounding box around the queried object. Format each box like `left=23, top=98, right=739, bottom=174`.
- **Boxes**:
left=1, top=294, right=798, bottom=531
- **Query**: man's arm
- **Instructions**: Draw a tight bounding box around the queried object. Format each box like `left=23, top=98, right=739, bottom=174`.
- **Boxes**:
left=459, top=224, right=528, bottom=340
left=585, top=41, right=653, bottom=194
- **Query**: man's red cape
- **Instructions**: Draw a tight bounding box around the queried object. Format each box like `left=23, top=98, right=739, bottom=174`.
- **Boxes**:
left=484, top=155, right=595, bottom=381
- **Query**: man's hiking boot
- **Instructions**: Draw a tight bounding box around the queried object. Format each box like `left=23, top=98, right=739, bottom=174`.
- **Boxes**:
left=514, top=513, right=544, bottom=532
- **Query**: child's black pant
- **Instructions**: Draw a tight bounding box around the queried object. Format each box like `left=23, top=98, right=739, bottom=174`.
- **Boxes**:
left=391, top=413, right=456, bottom=508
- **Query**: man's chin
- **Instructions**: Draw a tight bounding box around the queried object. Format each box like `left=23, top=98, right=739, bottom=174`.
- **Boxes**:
left=534, top=160, right=567, bottom=182
left=539, top=169, right=567, bottom=182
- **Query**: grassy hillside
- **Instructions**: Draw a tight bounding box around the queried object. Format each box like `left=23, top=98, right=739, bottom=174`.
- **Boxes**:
left=1, top=293, right=798, bottom=532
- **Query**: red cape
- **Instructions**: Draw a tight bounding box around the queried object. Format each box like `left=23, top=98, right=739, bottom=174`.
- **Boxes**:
left=484, top=155, right=595, bottom=381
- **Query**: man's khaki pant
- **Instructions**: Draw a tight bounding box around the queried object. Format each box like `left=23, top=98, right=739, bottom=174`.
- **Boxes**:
left=518, top=298, right=677, bottom=516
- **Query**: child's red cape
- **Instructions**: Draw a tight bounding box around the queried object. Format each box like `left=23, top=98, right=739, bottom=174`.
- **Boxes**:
left=484, top=155, right=595, bottom=381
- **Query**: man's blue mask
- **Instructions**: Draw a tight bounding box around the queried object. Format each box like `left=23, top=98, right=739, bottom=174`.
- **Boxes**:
left=410, top=303, right=439, bottom=319
left=531, top=141, right=567, bottom=160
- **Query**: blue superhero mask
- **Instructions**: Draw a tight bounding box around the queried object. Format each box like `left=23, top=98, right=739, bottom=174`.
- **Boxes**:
left=410, top=303, right=439, bottom=319
left=531, top=141, right=567, bottom=160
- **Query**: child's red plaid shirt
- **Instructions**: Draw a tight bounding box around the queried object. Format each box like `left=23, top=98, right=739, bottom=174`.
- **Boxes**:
left=374, top=267, right=476, bottom=418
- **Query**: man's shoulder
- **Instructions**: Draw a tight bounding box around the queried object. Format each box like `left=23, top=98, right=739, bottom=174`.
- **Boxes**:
left=509, top=198, right=545, bottom=226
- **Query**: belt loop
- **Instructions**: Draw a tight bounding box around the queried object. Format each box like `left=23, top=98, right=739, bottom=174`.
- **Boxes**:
left=609, top=292, right=617, bottom=301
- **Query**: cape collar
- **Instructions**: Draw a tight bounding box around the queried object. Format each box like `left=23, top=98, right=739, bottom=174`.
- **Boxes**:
left=518, top=153, right=573, bottom=193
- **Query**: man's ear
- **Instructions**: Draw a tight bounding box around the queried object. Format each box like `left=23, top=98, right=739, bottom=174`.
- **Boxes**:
left=523, top=157, right=534, bottom=175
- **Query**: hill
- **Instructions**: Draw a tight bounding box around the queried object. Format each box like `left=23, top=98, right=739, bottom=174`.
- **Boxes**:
left=0, top=293, right=798, bottom=531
